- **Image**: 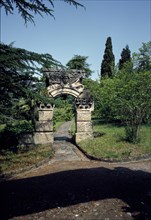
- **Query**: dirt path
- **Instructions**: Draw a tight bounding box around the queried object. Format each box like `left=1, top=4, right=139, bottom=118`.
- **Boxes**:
left=0, top=122, right=151, bottom=220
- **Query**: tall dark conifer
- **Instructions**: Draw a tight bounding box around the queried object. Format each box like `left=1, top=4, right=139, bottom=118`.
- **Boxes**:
left=100, top=37, right=115, bottom=79
left=119, top=45, right=131, bottom=70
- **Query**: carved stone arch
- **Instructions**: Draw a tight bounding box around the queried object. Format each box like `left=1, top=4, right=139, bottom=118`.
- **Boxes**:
left=45, top=68, right=85, bottom=99
left=33, top=68, right=94, bottom=145
left=48, top=87, right=82, bottom=98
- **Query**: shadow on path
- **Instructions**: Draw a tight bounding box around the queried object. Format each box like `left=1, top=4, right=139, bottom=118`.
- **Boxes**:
left=53, top=121, right=87, bottom=161
left=54, top=121, right=72, bottom=142
left=0, top=166, right=151, bottom=219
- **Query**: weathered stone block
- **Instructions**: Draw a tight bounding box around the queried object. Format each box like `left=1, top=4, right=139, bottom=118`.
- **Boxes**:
left=76, top=121, right=92, bottom=132
left=33, top=132, right=54, bottom=145
left=75, top=132, right=93, bottom=143
left=76, top=110, right=91, bottom=121
left=39, top=110, right=53, bottom=121
left=19, top=133, right=34, bottom=145
left=35, top=121, right=53, bottom=132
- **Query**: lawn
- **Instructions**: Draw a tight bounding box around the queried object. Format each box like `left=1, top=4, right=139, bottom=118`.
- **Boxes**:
left=78, top=120, right=151, bottom=161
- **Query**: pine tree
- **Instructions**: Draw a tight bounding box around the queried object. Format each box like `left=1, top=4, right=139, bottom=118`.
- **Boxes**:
left=66, top=55, right=93, bottom=78
left=0, top=0, right=84, bottom=24
left=119, top=45, right=131, bottom=70
left=0, top=43, right=60, bottom=128
left=100, top=37, right=115, bottom=79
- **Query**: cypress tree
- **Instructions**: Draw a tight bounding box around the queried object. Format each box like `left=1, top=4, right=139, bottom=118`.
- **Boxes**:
left=119, top=45, right=131, bottom=70
left=100, top=37, right=115, bottom=79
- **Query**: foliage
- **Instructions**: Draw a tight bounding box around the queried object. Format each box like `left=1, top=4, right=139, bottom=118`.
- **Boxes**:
left=53, top=96, right=74, bottom=130
left=83, top=78, right=117, bottom=121
left=115, top=69, right=151, bottom=143
left=84, top=43, right=151, bottom=143
left=54, top=106, right=73, bottom=123
left=66, top=55, right=93, bottom=78
left=54, top=95, right=75, bottom=108
left=0, top=0, right=84, bottom=24
left=119, top=45, right=132, bottom=70
left=0, top=43, right=60, bottom=147
left=83, top=78, right=101, bottom=117
left=100, top=37, right=115, bottom=79
left=84, top=41, right=151, bottom=143
left=98, top=68, right=151, bottom=143
left=133, top=41, right=151, bottom=71
left=0, top=0, right=84, bottom=152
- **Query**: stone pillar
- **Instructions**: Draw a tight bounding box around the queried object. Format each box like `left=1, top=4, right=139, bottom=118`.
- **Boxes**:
left=75, top=98, right=94, bottom=143
left=33, top=103, right=54, bottom=145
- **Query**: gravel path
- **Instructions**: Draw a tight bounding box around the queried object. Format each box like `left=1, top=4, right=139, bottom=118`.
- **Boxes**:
left=0, top=122, right=151, bottom=220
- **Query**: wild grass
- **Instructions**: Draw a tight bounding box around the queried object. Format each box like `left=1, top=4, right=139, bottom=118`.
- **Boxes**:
left=0, top=144, right=54, bottom=174
left=79, top=121, right=151, bottom=161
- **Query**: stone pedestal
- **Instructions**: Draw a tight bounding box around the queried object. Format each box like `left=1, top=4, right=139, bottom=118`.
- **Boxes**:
left=33, top=103, right=54, bottom=145
left=75, top=108, right=93, bottom=143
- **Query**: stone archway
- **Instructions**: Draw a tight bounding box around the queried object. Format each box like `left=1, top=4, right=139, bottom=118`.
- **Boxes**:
left=34, top=68, right=94, bottom=145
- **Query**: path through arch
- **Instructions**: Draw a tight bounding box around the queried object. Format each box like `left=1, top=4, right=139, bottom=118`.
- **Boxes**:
left=53, top=121, right=88, bottom=161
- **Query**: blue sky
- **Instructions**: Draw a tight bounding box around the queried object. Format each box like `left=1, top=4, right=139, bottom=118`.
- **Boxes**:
left=1, top=0, right=151, bottom=79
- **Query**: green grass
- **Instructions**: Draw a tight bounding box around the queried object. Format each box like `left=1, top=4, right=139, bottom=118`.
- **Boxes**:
left=0, top=144, right=54, bottom=174
left=79, top=121, right=151, bottom=161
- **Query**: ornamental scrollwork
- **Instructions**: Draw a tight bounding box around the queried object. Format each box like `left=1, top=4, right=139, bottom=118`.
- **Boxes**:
left=43, top=68, right=85, bottom=97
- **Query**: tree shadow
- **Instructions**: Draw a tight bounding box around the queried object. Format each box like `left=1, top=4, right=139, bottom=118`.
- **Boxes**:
left=0, top=166, right=151, bottom=219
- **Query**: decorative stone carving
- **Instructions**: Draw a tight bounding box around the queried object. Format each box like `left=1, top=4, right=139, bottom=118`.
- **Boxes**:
left=39, top=103, right=54, bottom=110
left=75, top=89, right=94, bottom=110
left=44, top=68, right=85, bottom=86
left=38, top=103, right=54, bottom=121
left=44, top=68, right=85, bottom=97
